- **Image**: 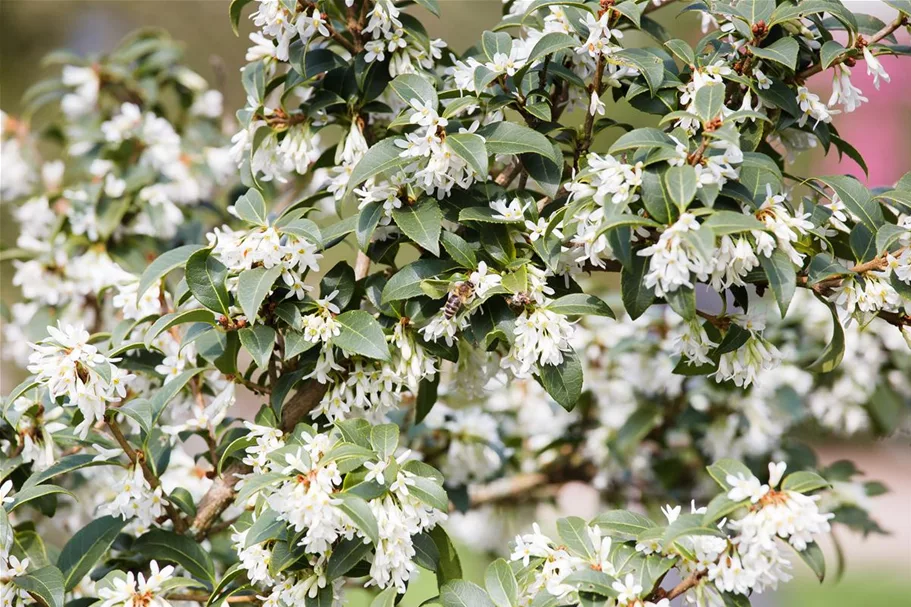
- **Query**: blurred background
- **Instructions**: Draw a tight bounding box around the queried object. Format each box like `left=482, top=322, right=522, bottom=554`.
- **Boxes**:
left=1, top=1, right=909, bottom=605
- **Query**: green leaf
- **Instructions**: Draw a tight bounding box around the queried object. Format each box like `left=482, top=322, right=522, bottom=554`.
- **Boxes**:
left=536, top=348, right=583, bottom=411
left=237, top=265, right=283, bottom=322
left=326, top=537, right=372, bottom=580
left=459, top=207, right=523, bottom=224
left=621, top=253, right=657, bottom=320
left=641, top=167, right=674, bottom=224
left=58, top=516, right=128, bottom=591
left=137, top=244, right=203, bottom=302
left=148, top=367, right=206, bottom=429
left=820, top=40, right=849, bottom=69
left=664, top=513, right=727, bottom=545
left=410, top=476, right=450, bottom=511
left=665, top=39, right=695, bottom=65
left=664, top=165, right=698, bottom=210
left=523, top=32, right=576, bottom=67
left=347, top=138, right=411, bottom=193
left=388, top=73, right=438, bottom=108
left=278, top=217, right=321, bottom=244
left=133, top=529, right=216, bottom=586
left=759, top=249, right=797, bottom=317
left=707, top=458, right=753, bottom=490
left=229, top=0, right=254, bottom=35
left=145, top=309, right=217, bottom=348
left=24, top=454, right=109, bottom=488
left=557, top=516, right=595, bottom=559
left=244, top=509, right=286, bottom=547
left=702, top=210, right=764, bottom=235
left=793, top=542, right=826, bottom=582
left=446, top=133, right=489, bottom=177
left=430, top=526, right=463, bottom=586
left=440, top=232, right=477, bottom=268
left=118, top=398, right=154, bottom=435
left=334, top=310, right=391, bottom=361
left=609, top=128, right=675, bottom=154
left=12, top=565, right=64, bottom=607
left=239, top=325, right=277, bottom=369
left=481, top=30, right=513, bottom=62
left=807, top=253, right=848, bottom=286
left=370, top=587, right=399, bottom=607
left=382, top=260, right=458, bottom=302
left=614, top=48, right=665, bottom=94
left=591, top=510, right=656, bottom=542
left=485, top=559, right=518, bottom=607
left=547, top=294, right=615, bottom=318
left=186, top=249, right=232, bottom=317
left=523, top=145, right=563, bottom=198
left=694, top=82, right=725, bottom=122
left=748, top=37, right=799, bottom=70
left=335, top=493, right=380, bottom=544
left=5, top=484, right=74, bottom=512
left=292, top=48, right=346, bottom=79
left=235, top=472, right=287, bottom=505
left=357, top=202, right=385, bottom=251
left=564, top=569, right=618, bottom=597
left=875, top=223, right=908, bottom=254
left=370, top=423, right=400, bottom=460
left=756, top=78, right=801, bottom=118
left=782, top=471, right=831, bottom=494
left=770, top=0, right=857, bottom=31
left=414, top=0, right=441, bottom=16
left=817, top=175, right=883, bottom=230
left=393, top=199, right=443, bottom=256
left=885, top=0, right=911, bottom=16
left=233, top=188, right=269, bottom=226
left=702, top=494, right=747, bottom=525
left=477, top=122, right=559, bottom=164
left=665, top=286, right=696, bottom=320
left=806, top=304, right=845, bottom=374
left=441, top=580, right=496, bottom=607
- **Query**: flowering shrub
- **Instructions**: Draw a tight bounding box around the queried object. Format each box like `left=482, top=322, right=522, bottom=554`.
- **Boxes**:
left=2, top=2, right=910, bottom=607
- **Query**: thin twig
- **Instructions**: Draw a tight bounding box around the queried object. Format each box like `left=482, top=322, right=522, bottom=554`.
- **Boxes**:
left=797, top=14, right=908, bottom=80
left=106, top=416, right=188, bottom=533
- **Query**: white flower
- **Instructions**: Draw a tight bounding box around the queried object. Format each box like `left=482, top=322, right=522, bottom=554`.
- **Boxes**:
left=27, top=323, right=136, bottom=438
left=612, top=573, right=643, bottom=605
left=490, top=197, right=527, bottom=221
left=863, top=46, right=890, bottom=89
left=828, top=64, right=867, bottom=113
left=726, top=472, right=769, bottom=503
left=298, top=8, right=330, bottom=40
left=589, top=91, right=606, bottom=116
left=469, top=262, right=502, bottom=298
left=0, top=480, right=14, bottom=505
left=364, top=459, right=389, bottom=485
left=796, top=86, right=838, bottom=127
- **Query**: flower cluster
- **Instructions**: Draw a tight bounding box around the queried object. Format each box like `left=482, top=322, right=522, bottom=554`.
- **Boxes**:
left=27, top=323, right=134, bottom=438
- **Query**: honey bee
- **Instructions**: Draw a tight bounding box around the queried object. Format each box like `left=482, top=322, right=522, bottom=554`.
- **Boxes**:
left=443, top=281, right=476, bottom=319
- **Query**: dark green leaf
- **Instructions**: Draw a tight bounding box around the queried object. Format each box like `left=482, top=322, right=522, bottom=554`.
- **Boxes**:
left=334, top=310, right=391, bottom=361
left=186, top=249, right=232, bottom=317
left=237, top=266, right=282, bottom=322
left=393, top=199, right=443, bottom=256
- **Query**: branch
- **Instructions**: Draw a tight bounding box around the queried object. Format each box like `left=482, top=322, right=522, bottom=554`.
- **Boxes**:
left=576, top=54, right=606, bottom=168
left=191, top=379, right=328, bottom=539
left=582, top=255, right=911, bottom=328
left=797, top=14, right=908, bottom=80
left=106, top=416, right=188, bottom=534
left=460, top=472, right=549, bottom=511
left=666, top=572, right=704, bottom=600
left=495, top=162, right=523, bottom=187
